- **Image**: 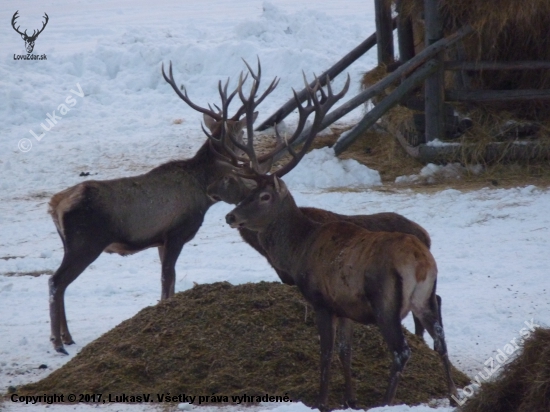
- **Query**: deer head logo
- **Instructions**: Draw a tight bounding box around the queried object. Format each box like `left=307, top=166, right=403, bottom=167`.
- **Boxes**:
left=11, top=11, right=49, bottom=54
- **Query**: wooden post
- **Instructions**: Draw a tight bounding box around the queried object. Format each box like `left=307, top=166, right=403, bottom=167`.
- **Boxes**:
left=445, top=61, right=550, bottom=70
left=396, top=0, right=415, bottom=62
left=268, top=25, right=473, bottom=162
left=424, top=0, right=444, bottom=142
left=255, top=21, right=396, bottom=132
left=333, top=60, right=439, bottom=155
left=375, top=0, right=394, bottom=65
left=446, top=89, right=550, bottom=102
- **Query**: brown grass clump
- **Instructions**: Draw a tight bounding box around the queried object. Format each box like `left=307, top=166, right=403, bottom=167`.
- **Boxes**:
left=16, top=282, right=468, bottom=410
left=460, top=327, right=550, bottom=412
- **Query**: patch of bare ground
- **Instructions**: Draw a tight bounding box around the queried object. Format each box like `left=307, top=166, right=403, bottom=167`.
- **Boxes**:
left=2, top=270, right=53, bottom=277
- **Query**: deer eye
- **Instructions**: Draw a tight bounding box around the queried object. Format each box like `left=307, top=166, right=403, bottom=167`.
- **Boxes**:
left=259, top=193, right=271, bottom=202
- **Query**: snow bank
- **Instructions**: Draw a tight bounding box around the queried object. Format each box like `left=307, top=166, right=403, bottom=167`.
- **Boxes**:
left=395, top=163, right=483, bottom=184
left=284, top=147, right=381, bottom=190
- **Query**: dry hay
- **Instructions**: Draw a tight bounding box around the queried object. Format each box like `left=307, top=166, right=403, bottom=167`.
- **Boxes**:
left=17, top=282, right=468, bottom=410
left=460, top=327, right=550, bottom=412
left=360, top=68, right=550, bottom=170
left=399, top=0, right=550, bottom=119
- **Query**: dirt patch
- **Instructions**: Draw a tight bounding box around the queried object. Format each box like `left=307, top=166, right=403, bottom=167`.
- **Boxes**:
left=461, top=327, right=550, bottom=412
left=3, top=270, right=53, bottom=277
left=17, top=282, right=468, bottom=410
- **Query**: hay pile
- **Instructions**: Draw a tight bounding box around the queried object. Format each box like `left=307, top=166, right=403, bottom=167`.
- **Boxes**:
left=18, top=282, right=468, bottom=410
left=460, top=327, right=550, bottom=412
left=400, top=0, right=550, bottom=118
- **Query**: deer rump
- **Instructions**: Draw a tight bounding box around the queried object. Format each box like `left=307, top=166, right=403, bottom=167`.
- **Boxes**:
left=260, top=220, right=436, bottom=324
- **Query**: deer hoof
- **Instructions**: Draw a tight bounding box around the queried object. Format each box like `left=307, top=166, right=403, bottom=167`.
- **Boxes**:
left=55, top=346, right=69, bottom=355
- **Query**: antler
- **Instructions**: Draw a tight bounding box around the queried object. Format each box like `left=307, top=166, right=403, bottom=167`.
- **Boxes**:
left=11, top=11, right=49, bottom=40
left=162, top=62, right=224, bottom=122
left=273, top=74, right=350, bottom=177
left=11, top=11, right=25, bottom=36
left=226, top=71, right=349, bottom=179
left=162, top=61, right=264, bottom=168
left=32, top=13, right=49, bottom=39
left=219, top=58, right=280, bottom=173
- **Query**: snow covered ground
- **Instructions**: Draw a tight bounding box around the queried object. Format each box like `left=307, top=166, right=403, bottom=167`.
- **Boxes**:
left=1, top=1, right=549, bottom=411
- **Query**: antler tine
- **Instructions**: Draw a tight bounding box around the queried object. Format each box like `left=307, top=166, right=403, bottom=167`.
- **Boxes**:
left=218, top=77, right=237, bottom=119
left=202, top=123, right=249, bottom=165
left=273, top=74, right=350, bottom=177
left=11, top=11, right=25, bottom=36
left=223, top=72, right=257, bottom=158
left=237, top=59, right=269, bottom=174
left=255, top=76, right=280, bottom=108
left=242, top=57, right=262, bottom=98
left=256, top=86, right=316, bottom=163
left=161, top=61, right=222, bottom=121
left=214, top=58, right=279, bottom=175
left=35, top=13, right=49, bottom=37
left=230, top=71, right=249, bottom=120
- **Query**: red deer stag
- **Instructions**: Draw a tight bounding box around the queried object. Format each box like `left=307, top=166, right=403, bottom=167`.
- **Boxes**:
left=207, top=174, right=442, bottom=340
left=221, top=75, right=458, bottom=408
left=47, top=61, right=278, bottom=354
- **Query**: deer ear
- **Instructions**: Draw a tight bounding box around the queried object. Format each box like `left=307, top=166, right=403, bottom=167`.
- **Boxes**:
left=214, top=159, right=237, bottom=173
left=241, top=178, right=258, bottom=191
left=203, top=113, right=218, bottom=132
left=273, top=176, right=287, bottom=196
left=238, top=111, right=258, bottom=130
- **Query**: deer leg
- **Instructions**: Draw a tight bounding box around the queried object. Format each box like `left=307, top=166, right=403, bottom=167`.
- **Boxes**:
left=160, top=222, right=202, bottom=300
left=415, top=292, right=458, bottom=400
left=373, top=293, right=411, bottom=405
left=159, top=241, right=183, bottom=300
left=49, top=245, right=104, bottom=354
left=413, top=294, right=441, bottom=338
left=336, top=317, right=357, bottom=409
left=413, top=314, right=425, bottom=338
left=158, top=245, right=165, bottom=262
left=315, top=308, right=337, bottom=412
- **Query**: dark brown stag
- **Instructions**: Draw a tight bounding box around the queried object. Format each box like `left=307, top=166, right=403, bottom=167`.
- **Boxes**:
left=47, top=61, right=278, bottom=354
left=220, top=75, right=458, bottom=408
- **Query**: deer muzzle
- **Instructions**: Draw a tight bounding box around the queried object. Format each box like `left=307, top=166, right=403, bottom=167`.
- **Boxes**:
left=225, top=212, right=242, bottom=228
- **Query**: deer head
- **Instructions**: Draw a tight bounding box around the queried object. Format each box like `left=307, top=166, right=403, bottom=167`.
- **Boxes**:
left=220, top=67, right=349, bottom=230
left=12, top=11, right=49, bottom=53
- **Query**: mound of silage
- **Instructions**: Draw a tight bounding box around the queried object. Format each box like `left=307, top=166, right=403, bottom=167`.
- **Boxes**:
left=460, top=327, right=550, bottom=412
left=20, top=282, right=468, bottom=409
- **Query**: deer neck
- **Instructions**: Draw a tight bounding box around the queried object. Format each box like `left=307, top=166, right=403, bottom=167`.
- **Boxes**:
left=185, top=141, right=228, bottom=190
left=258, top=193, right=318, bottom=277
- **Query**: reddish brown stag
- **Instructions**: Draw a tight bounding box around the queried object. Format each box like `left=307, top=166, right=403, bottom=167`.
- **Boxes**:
left=221, top=74, right=458, bottom=408
left=47, top=61, right=278, bottom=354
left=207, top=174, right=442, bottom=339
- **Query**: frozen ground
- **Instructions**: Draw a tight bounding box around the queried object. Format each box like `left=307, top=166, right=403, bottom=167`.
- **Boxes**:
left=1, top=1, right=549, bottom=411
